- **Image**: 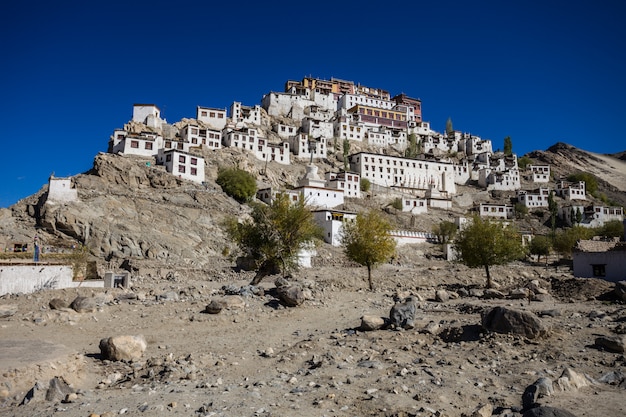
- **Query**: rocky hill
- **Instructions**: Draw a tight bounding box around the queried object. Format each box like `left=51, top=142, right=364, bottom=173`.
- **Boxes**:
left=1, top=142, right=625, bottom=274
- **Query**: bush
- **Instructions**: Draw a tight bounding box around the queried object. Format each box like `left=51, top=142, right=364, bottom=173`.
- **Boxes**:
left=391, top=198, right=403, bottom=210
left=360, top=178, right=371, bottom=192
left=216, top=168, right=257, bottom=203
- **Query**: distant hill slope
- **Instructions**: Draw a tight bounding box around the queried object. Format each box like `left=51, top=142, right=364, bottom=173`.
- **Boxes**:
left=527, top=142, right=626, bottom=208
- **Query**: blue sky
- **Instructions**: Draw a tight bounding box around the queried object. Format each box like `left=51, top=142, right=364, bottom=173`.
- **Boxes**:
left=2, top=1, right=625, bottom=207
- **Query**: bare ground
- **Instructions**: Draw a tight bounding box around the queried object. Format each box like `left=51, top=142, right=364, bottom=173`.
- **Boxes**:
left=1, top=245, right=625, bottom=417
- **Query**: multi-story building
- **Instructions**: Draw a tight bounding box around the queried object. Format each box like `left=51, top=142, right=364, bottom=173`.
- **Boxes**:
left=556, top=180, right=586, bottom=201
left=179, top=123, right=222, bottom=150
left=347, top=105, right=408, bottom=130
left=196, top=106, right=227, bottom=130
left=156, top=149, right=205, bottom=184
left=230, top=101, right=264, bottom=126
left=529, top=165, right=550, bottom=183
left=312, top=209, right=357, bottom=247
left=348, top=152, right=457, bottom=194
left=560, top=204, right=624, bottom=228
left=516, top=187, right=551, bottom=208
left=324, top=171, right=361, bottom=198
left=479, top=203, right=515, bottom=219
left=289, top=133, right=326, bottom=161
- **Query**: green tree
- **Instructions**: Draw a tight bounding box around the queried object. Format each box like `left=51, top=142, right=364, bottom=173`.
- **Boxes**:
left=575, top=207, right=583, bottom=225
left=445, top=117, right=454, bottom=136
left=517, top=155, right=532, bottom=170
left=553, top=226, right=594, bottom=259
left=453, top=216, right=526, bottom=288
left=529, top=235, right=552, bottom=266
left=225, top=193, right=323, bottom=284
left=514, top=202, right=528, bottom=219
left=360, top=178, right=371, bottom=193
left=405, top=133, right=419, bottom=158
left=216, top=167, right=257, bottom=203
left=390, top=198, right=403, bottom=210
left=342, top=138, right=351, bottom=171
left=548, top=191, right=558, bottom=235
left=432, top=220, right=457, bottom=244
left=598, top=220, right=624, bottom=238
left=341, top=210, right=396, bottom=291
left=503, top=136, right=513, bottom=156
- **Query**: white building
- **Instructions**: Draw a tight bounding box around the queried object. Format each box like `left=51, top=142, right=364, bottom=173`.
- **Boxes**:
left=529, top=165, right=550, bottom=183
left=560, top=204, right=624, bottom=228
left=301, top=118, right=333, bottom=140
left=556, top=180, right=586, bottom=201
left=196, top=106, right=227, bottom=130
left=479, top=203, right=514, bottom=219
left=273, top=122, right=298, bottom=139
left=156, top=149, right=205, bottom=184
left=230, top=101, right=264, bottom=126
left=179, top=123, right=222, bottom=150
left=312, top=209, right=357, bottom=246
left=109, top=131, right=162, bottom=157
left=334, top=116, right=366, bottom=142
left=257, top=165, right=344, bottom=209
left=132, top=104, right=166, bottom=129
left=517, top=187, right=551, bottom=208
left=324, top=171, right=361, bottom=199
left=401, top=196, right=428, bottom=214
left=478, top=168, right=521, bottom=191
left=391, top=230, right=436, bottom=246
left=289, top=133, right=327, bottom=161
left=47, top=176, right=78, bottom=203
left=349, top=152, right=457, bottom=195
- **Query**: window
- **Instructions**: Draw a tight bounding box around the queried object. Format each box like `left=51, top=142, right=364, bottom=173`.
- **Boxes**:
left=179, top=155, right=186, bottom=163
left=191, top=158, right=197, bottom=165
left=130, top=140, right=139, bottom=148
left=201, top=111, right=207, bottom=117
left=592, top=264, right=606, bottom=277
left=145, top=142, right=153, bottom=150
left=178, top=165, right=185, bottom=173
left=166, top=154, right=172, bottom=162
left=191, top=167, right=197, bottom=176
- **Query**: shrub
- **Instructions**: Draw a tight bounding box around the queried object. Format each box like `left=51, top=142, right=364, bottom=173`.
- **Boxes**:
left=216, top=168, right=257, bottom=203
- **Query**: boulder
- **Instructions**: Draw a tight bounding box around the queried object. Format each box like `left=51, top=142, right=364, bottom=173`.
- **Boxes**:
left=483, top=289, right=505, bottom=299
left=360, top=315, right=386, bottom=331
left=556, top=368, right=591, bottom=391
left=203, top=296, right=246, bottom=314
left=70, top=296, right=97, bottom=313
left=276, top=285, right=310, bottom=307
left=614, top=281, right=626, bottom=302
left=0, top=304, right=18, bottom=318
left=389, top=296, right=418, bottom=329
left=99, top=335, right=147, bottom=361
left=49, top=298, right=68, bottom=310
left=435, top=289, right=450, bottom=302
left=510, top=288, right=531, bottom=299
left=595, top=334, right=626, bottom=353
left=522, top=377, right=554, bottom=410
left=481, top=307, right=548, bottom=339
left=45, top=377, right=75, bottom=402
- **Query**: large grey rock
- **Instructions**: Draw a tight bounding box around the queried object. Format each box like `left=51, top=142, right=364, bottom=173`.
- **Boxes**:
left=360, top=315, right=386, bottom=331
left=389, top=296, right=418, bottom=329
left=522, top=406, right=578, bottom=417
left=70, top=296, right=97, bottom=313
left=523, top=377, right=554, bottom=409
left=614, top=281, right=626, bottom=302
left=276, top=284, right=310, bottom=307
left=49, top=298, right=68, bottom=310
left=595, top=334, right=626, bottom=353
left=481, top=306, right=548, bottom=339
left=203, top=296, right=246, bottom=314
left=99, top=335, right=147, bottom=361
left=45, top=377, right=74, bottom=402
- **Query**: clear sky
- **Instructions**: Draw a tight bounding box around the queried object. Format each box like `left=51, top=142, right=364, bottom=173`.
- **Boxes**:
left=2, top=0, right=625, bottom=208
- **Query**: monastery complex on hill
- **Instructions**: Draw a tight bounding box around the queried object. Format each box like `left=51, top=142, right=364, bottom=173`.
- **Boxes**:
left=104, top=76, right=622, bottom=233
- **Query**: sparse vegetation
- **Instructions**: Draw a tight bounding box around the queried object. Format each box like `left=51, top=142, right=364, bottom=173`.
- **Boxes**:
left=225, top=193, right=323, bottom=284
left=567, top=172, right=598, bottom=195
left=360, top=178, right=371, bottom=193
left=341, top=210, right=396, bottom=291
left=216, top=167, right=257, bottom=203
left=432, top=220, right=457, bottom=244
left=453, top=216, right=526, bottom=288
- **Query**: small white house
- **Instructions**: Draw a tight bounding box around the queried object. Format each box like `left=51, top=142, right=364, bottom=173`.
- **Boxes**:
left=479, top=203, right=514, bottom=219
left=132, top=104, right=166, bottom=129
left=312, top=209, right=357, bottom=246
left=196, top=106, right=227, bottom=130
left=529, top=165, right=550, bottom=183
left=517, top=187, right=551, bottom=208
left=401, top=196, right=428, bottom=214
left=47, top=176, right=78, bottom=203
left=325, top=171, right=361, bottom=199
left=156, top=149, right=205, bottom=184
left=556, top=180, right=586, bottom=201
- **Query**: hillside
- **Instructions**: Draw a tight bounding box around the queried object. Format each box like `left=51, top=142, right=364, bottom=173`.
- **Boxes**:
left=1, top=142, right=625, bottom=272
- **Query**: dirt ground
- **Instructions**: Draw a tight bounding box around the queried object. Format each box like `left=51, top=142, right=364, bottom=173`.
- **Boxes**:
left=1, top=246, right=625, bottom=417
